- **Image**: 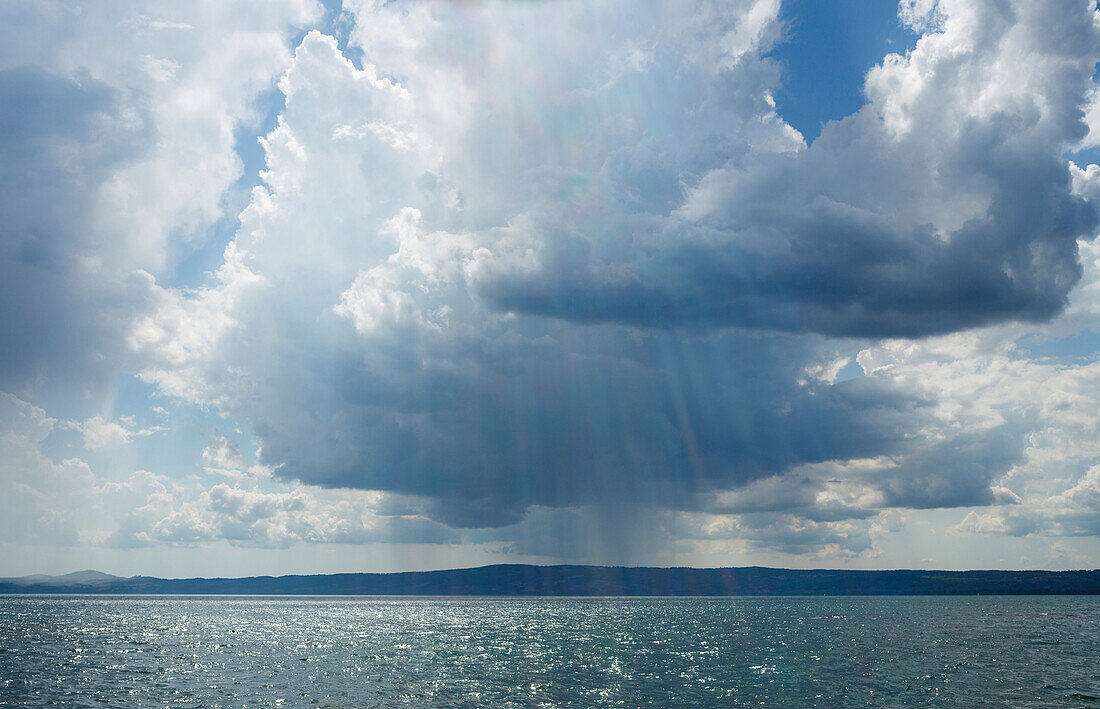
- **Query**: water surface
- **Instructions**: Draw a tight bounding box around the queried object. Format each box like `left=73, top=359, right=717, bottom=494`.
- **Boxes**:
left=1, top=595, right=1097, bottom=707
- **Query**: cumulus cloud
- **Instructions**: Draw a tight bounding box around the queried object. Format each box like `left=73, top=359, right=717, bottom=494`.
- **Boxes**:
left=0, top=0, right=320, bottom=392
left=852, top=237, right=1100, bottom=545
left=949, top=464, right=1100, bottom=539
left=202, top=434, right=247, bottom=476
left=0, top=394, right=459, bottom=551
left=123, top=0, right=1100, bottom=544
left=64, top=414, right=162, bottom=451
left=0, top=394, right=97, bottom=544
left=5, top=0, right=1100, bottom=566
left=101, top=470, right=457, bottom=550
left=479, top=0, right=1100, bottom=337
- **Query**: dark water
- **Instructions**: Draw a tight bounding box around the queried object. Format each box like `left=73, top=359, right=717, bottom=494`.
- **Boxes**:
left=0, top=595, right=1097, bottom=707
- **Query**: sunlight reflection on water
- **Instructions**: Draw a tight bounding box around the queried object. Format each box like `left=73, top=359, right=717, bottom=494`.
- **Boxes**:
left=0, top=595, right=1097, bottom=707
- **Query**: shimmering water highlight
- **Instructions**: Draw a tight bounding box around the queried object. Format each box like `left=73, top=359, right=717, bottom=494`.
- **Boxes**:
left=1, top=595, right=1097, bottom=707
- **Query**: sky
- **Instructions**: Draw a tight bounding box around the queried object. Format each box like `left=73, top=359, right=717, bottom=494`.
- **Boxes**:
left=2, top=0, right=1100, bottom=578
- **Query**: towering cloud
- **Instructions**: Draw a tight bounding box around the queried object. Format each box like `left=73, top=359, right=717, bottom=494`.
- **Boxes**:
left=130, top=0, right=1100, bottom=534
left=0, top=0, right=320, bottom=389
left=2, top=0, right=1100, bottom=569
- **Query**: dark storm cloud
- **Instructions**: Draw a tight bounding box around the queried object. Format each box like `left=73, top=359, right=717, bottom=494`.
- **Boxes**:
left=477, top=112, right=1097, bottom=339
left=879, top=423, right=1028, bottom=509
left=470, top=0, right=1100, bottom=338
left=250, top=329, right=929, bottom=527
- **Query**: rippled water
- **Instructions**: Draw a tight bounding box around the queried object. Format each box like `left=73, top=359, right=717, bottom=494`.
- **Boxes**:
left=0, top=595, right=1097, bottom=707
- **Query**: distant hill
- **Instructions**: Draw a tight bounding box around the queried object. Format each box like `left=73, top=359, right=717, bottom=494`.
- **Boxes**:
left=11, top=570, right=121, bottom=586
left=1, top=565, right=1098, bottom=596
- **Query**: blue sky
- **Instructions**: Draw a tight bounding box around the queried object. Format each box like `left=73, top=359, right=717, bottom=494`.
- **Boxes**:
left=2, top=0, right=1100, bottom=578
left=773, top=0, right=917, bottom=142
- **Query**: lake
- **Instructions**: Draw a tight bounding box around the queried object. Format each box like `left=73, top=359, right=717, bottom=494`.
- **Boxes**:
left=1, top=595, right=1097, bottom=707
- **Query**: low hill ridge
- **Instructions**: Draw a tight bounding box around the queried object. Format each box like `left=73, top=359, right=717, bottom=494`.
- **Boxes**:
left=1, top=564, right=1098, bottom=596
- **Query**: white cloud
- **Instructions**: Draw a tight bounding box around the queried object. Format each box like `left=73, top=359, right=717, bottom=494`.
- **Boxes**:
left=201, top=434, right=246, bottom=477
left=101, top=472, right=453, bottom=550
left=0, top=392, right=457, bottom=552
left=70, top=414, right=162, bottom=450
left=80, top=416, right=134, bottom=450
left=0, top=0, right=322, bottom=393
left=0, top=394, right=97, bottom=544
left=949, top=510, right=1009, bottom=536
